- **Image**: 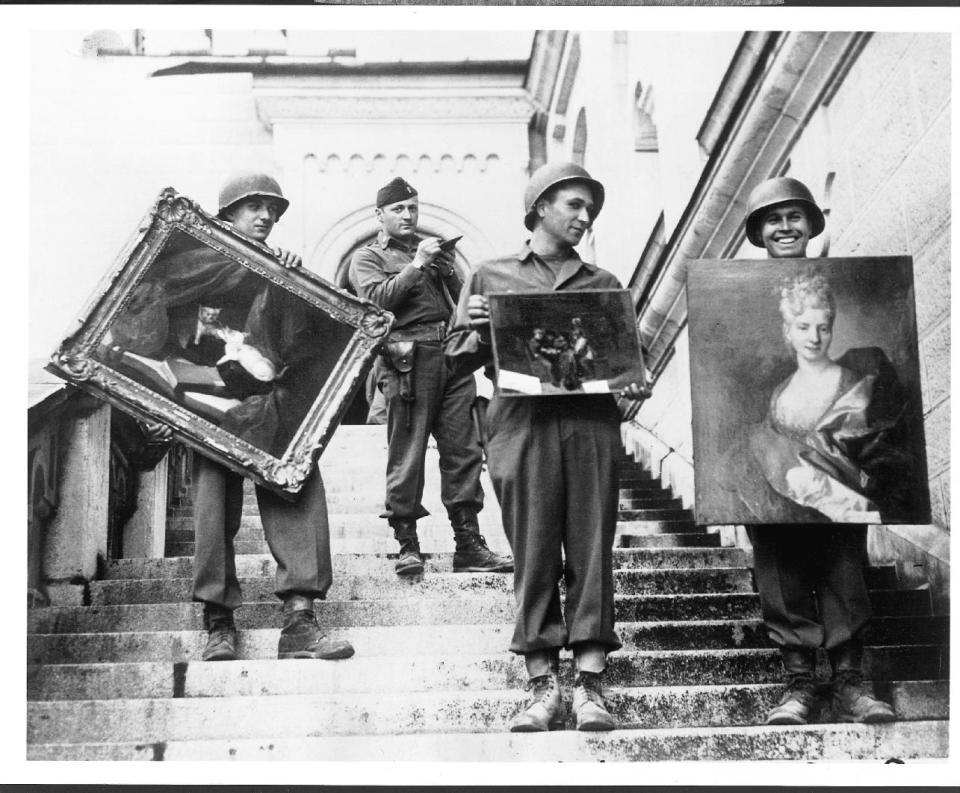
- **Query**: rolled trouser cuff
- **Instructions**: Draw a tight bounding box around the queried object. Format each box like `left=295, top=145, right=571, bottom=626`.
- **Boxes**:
left=573, top=642, right=607, bottom=674
left=524, top=649, right=560, bottom=678
left=781, top=647, right=817, bottom=676
left=828, top=638, right=864, bottom=673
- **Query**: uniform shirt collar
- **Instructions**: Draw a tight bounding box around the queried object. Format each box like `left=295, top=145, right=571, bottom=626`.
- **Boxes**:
left=377, top=229, right=421, bottom=252
left=517, top=239, right=598, bottom=273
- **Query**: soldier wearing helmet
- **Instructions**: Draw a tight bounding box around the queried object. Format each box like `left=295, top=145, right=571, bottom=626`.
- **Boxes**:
left=742, top=176, right=895, bottom=727
left=216, top=172, right=299, bottom=266
left=349, top=177, right=513, bottom=579
left=446, top=162, right=649, bottom=733
left=189, top=171, right=354, bottom=664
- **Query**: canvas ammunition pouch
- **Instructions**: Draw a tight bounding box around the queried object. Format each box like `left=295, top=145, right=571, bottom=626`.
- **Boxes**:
left=381, top=340, right=417, bottom=403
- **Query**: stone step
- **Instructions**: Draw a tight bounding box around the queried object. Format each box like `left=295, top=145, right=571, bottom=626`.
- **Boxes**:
left=28, top=616, right=949, bottom=665
left=618, top=509, right=694, bottom=523
left=619, top=487, right=673, bottom=501
left=618, top=497, right=683, bottom=511
left=106, top=547, right=751, bottom=580
left=617, top=483, right=666, bottom=497
left=27, top=645, right=947, bottom=702
left=166, top=514, right=509, bottom=535
left=619, top=533, right=721, bottom=548
left=26, top=679, right=947, bottom=744
left=167, top=539, right=517, bottom=557
left=617, top=473, right=655, bottom=486
left=26, top=719, right=950, bottom=762
left=168, top=519, right=694, bottom=547
left=164, top=524, right=514, bottom=549
left=27, top=590, right=928, bottom=635
left=89, top=568, right=755, bottom=606
left=617, top=615, right=949, bottom=652
left=615, top=520, right=699, bottom=535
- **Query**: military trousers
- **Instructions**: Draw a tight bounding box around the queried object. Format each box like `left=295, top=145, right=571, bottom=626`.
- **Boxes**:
left=376, top=340, right=484, bottom=522
left=485, top=394, right=623, bottom=655
left=192, top=455, right=333, bottom=611
left=746, top=524, right=871, bottom=651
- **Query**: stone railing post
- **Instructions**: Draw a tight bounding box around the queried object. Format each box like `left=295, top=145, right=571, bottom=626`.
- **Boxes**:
left=41, top=400, right=111, bottom=605
left=121, top=456, right=170, bottom=559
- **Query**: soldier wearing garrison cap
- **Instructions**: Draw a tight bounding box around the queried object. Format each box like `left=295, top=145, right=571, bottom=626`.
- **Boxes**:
left=445, top=162, right=649, bottom=733
left=349, top=176, right=512, bottom=578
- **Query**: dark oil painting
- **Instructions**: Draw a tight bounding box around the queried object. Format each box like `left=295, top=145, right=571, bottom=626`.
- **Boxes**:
left=488, top=289, right=645, bottom=397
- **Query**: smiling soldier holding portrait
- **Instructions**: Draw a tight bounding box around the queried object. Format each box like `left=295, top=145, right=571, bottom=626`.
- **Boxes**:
left=736, top=177, right=899, bottom=727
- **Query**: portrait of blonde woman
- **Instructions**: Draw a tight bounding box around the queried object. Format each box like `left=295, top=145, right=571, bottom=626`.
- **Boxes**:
left=736, top=270, right=922, bottom=526
left=688, top=177, right=931, bottom=728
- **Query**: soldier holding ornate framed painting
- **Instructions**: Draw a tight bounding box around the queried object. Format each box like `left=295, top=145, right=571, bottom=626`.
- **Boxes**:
left=49, top=173, right=393, bottom=663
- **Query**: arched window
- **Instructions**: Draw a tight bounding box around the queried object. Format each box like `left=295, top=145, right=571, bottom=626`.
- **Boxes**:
left=572, top=107, right=587, bottom=166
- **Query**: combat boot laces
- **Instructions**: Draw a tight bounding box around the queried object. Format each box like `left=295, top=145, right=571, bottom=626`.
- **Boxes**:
left=394, top=534, right=424, bottom=577
left=509, top=672, right=564, bottom=732
left=452, top=531, right=514, bottom=573
left=202, top=615, right=238, bottom=662
left=572, top=671, right=617, bottom=731
left=764, top=674, right=819, bottom=725
left=278, top=602, right=355, bottom=660
left=832, top=669, right=896, bottom=724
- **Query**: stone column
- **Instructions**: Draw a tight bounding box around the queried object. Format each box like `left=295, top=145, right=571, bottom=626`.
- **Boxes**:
left=121, top=456, right=169, bottom=559
left=42, top=401, right=111, bottom=606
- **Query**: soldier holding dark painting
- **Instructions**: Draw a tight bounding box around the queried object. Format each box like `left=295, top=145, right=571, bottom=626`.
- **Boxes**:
left=446, top=162, right=649, bottom=732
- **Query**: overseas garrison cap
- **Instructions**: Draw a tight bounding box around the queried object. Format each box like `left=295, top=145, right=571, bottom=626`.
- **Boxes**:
left=377, top=177, right=418, bottom=208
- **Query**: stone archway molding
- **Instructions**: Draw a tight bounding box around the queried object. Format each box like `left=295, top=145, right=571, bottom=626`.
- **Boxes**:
left=309, top=201, right=499, bottom=284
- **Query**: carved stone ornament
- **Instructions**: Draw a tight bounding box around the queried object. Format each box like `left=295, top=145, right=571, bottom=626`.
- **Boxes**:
left=46, top=187, right=395, bottom=496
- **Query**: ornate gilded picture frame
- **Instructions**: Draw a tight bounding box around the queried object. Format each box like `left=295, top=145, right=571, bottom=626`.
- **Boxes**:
left=687, top=256, right=930, bottom=526
left=48, top=188, right=393, bottom=496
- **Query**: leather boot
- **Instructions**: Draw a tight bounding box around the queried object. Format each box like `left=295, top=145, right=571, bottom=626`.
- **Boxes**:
left=451, top=513, right=513, bottom=573
left=764, top=648, right=819, bottom=725
left=201, top=604, right=237, bottom=662
left=572, top=671, right=617, bottom=731
left=390, top=519, right=424, bottom=577
left=829, top=641, right=896, bottom=723
left=509, top=662, right=564, bottom=732
left=278, top=594, right=355, bottom=660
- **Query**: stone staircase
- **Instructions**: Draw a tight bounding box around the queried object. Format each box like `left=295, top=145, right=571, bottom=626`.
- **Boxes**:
left=27, top=425, right=949, bottom=760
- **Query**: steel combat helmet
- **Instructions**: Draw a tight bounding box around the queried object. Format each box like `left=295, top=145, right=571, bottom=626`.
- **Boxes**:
left=523, top=162, right=605, bottom=231
left=744, top=177, right=825, bottom=247
left=217, top=172, right=289, bottom=220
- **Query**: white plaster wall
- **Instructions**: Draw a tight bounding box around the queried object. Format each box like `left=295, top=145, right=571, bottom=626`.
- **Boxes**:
left=31, top=33, right=275, bottom=358
left=31, top=31, right=534, bottom=360
left=547, top=31, right=741, bottom=287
